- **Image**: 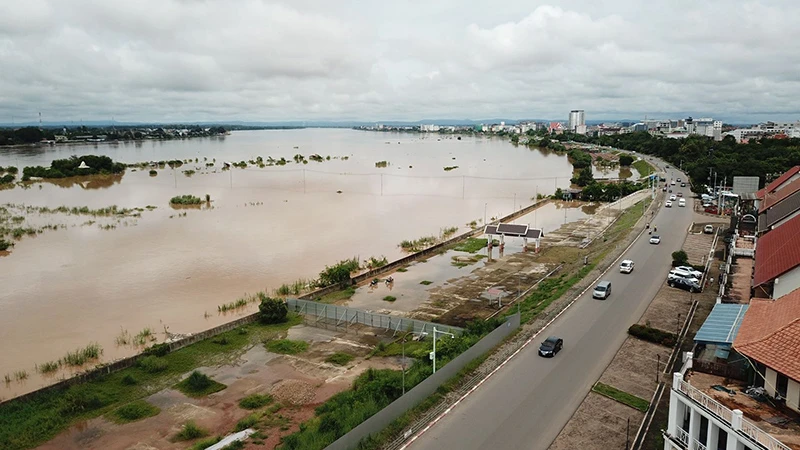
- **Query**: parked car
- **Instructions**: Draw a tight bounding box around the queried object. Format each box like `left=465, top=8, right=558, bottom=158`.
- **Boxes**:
left=593, top=281, right=612, bottom=299
left=679, top=199, right=686, bottom=207
left=665, top=201, right=673, bottom=208
left=620, top=259, right=635, bottom=273
left=669, top=194, right=677, bottom=201
left=677, top=192, right=683, bottom=197
left=704, top=225, right=714, bottom=234
left=649, top=235, right=661, bottom=244
left=668, top=268, right=700, bottom=281
left=668, top=276, right=701, bottom=293
left=674, top=266, right=703, bottom=279
left=538, top=336, right=564, bottom=357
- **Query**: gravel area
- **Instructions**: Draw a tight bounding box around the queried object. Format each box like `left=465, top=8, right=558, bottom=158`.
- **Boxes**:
left=270, top=379, right=317, bottom=406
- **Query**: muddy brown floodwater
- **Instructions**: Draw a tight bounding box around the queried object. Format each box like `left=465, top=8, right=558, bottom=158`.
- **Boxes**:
left=0, top=128, right=594, bottom=399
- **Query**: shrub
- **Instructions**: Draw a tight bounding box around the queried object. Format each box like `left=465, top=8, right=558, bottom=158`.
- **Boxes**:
left=137, top=355, right=168, bottom=373
left=23, top=155, right=125, bottom=179
left=174, top=371, right=226, bottom=397
left=172, top=421, right=209, bottom=441
left=671, top=250, right=689, bottom=266
left=221, top=441, right=245, bottom=450
left=189, top=436, right=222, bottom=450
left=628, top=324, right=677, bottom=347
left=0, top=239, right=10, bottom=251
left=0, top=174, right=14, bottom=184
left=325, top=352, right=354, bottom=366
left=144, top=342, right=170, bottom=357
left=266, top=339, right=309, bottom=355
left=239, top=393, right=274, bottom=410
left=319, top=257, right=360, bottom=286
left=121, top=374, right=138, bottom=385
left=149, top=170, right=157, bottom=176
left=383, top=295, right=397, bottom=302
left=169, top=195, right=203, bottom=205
left=235, top=413, right=259, bottom=431
left=258, top=295, right=288, bottom=324
left=111, top=400, right=160, bottom=423
left=619, top=154, right=634, bottom=166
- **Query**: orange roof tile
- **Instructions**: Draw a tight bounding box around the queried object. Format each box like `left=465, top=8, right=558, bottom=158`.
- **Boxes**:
left=753, top=213, right=800, bottom=287
left=760, top=175, right=800, bottom=212
left=734, top=291, right=800, bottom=382
left=758, top=166, right=800, bottom=200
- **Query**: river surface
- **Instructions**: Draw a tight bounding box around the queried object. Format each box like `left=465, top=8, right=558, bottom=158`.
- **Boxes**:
left=0, top=129, right=625, bottom=398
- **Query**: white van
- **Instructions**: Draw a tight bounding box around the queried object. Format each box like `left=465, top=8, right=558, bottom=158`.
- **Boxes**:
left=678, top=198, right=686, bottom=207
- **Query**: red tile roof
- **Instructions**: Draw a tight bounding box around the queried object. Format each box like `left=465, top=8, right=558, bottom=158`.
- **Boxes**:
left=753, top=213, right=800, bottom=287
left=760, top=175, right=800, bottom=212
left=758, top=166, right=800, bottom=199
left=734, top=290, right=800, bottom=382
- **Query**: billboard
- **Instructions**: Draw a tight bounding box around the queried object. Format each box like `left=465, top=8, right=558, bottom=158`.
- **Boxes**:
left=732, top=176, right=760, bottom=195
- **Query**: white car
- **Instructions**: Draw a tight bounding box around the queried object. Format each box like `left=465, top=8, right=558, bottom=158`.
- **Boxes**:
left=669, top=194, right=677, bottom=201
left=678, top=199, right=686, bottom=207
left=649, top=235, right=661, bottom=244
left=675, top=266, right=703, bottom=279
left=620, top=260, right=635, bottom=273
left=668, top=269, right=700, bottom=283
left=665, top=200, right=673, bottom=208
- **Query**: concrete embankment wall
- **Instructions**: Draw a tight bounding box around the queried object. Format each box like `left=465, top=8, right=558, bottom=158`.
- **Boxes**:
left=325, top=312, right=521, bottom=450
left=2, top=199, right=549, bottom=406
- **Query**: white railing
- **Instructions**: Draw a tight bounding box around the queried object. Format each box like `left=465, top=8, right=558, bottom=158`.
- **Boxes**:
left=741, top=418, right=792, bottom=450
left=676, top=427, right=690, bottom=446
left=677, top=380, right=733, bottom=423
left=675, top=379, right=791, bottom=450
left=693, top=438, right=707, bottom=450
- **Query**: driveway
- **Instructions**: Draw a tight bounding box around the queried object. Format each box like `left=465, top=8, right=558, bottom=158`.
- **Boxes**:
left=405, top=165, right=695, bottom=450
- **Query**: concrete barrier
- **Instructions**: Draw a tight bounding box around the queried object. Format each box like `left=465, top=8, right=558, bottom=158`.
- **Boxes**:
left=324, top=312, right=521, bottom=450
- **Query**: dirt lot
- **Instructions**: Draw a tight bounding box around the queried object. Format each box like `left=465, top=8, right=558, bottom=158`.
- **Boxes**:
left=38, top=325, right=396, bottom=450
left=549, top=393, right=644, bottom=450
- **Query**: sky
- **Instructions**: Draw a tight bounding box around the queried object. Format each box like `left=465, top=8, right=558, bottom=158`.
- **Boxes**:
left=0, top=0, right=799, bottom=124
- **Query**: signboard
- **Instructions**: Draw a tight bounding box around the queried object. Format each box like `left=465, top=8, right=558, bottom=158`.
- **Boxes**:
left=732, top=176, right=759, bottom=195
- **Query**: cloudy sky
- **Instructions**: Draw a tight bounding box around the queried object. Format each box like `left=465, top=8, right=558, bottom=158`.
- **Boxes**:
left=1, top=0, right=799, bottom=123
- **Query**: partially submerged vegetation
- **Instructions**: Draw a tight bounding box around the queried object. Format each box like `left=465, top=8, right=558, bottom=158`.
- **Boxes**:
left=22, top=155, right=125, bottom=180
left=169, top=194, right=205, bottom=205
left=318, top=257, right=361, bottom=287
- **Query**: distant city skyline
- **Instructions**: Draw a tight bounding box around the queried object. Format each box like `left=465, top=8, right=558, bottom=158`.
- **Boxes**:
left=1, top=1, right=800, bottom=123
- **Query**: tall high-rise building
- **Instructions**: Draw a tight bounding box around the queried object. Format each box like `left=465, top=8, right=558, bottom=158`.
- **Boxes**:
left=568, top=110, right=585, bottom=133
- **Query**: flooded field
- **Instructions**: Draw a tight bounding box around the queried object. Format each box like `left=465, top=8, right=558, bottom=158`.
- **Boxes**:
left=0, top=129, right=593, bottom=398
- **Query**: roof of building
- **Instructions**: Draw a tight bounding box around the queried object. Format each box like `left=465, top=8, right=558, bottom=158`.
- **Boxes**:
left=753, top=214, right=800, bottom=287
left=759, top=175, right=800, bottom=212
left=733, top=289, right=800, bottom=382
left=496, top=223, right=528, bottom=235
left=525, top=229, right=543, bottom=239
left=758, top=189, right=800, bottom=233
left=757, top=166, right=800, bottom=199
left=695, top=303, right=749, bottom=345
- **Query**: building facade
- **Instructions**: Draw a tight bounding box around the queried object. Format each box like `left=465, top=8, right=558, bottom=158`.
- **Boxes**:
left=568, top=110, right=585, bottom=133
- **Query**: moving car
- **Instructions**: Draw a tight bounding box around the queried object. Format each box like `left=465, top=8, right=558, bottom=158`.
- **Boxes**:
left=620, top=260, right=635, bottom=273
left=704, top=225, right=714, bottom=234
left=665, top=200, right=673, bottom=207
left=679, top=199, right=686, bottom=207
left=677, top=192, right=683, bottom=197
left=649, top=235, right=661, bottom=244
left=671, top=180, right=676, bottom=185
left=593, top=281, right=612, bottom=299
left=675, top=266, right=703, bottom=279
left=669, top=194, right=677, bottom=201
left=538, top=336, right=564, bottom=357
left=681, top=182, right=686, bottom=187
left=677, top=178, right=681, bottom=182
left=668, top=276, right=701, bottom=293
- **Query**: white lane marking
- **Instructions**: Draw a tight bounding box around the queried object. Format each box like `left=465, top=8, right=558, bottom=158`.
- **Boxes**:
left=401, top=207, right=652, bottom=449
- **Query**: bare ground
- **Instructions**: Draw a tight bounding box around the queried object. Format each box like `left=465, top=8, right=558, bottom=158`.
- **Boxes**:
left=549, top=393, right=644, bottom=450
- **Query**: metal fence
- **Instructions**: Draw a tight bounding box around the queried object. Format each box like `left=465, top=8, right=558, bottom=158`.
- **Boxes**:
left=286, top=298, right=462, bottom=337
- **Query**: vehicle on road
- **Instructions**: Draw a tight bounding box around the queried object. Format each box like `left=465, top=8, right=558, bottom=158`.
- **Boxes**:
left=668, top=268, right=700, bottom=282
left=679, top=199, right=686, bottom=207
left=669, top=194, right=677, bottom=201
left=674, top=266, right=703, bottom=279
left=681, top=182, right=686, bottom=187
left=668, top=276, right=701, bottom=292
left=665, top=201, right=673, bottom=208
left=538, top=336, right=563, bottom=357
left=649, top=235, right=661, bottom=244
left=663, top=186, right=667, bottom=192
left=704, top=225, right=714, bottom=234
left=620, top=260, right=635, bottom=273
left=677, top=192, right=683, bottom=197
left=677, top=178, right=681, bottom=182
left=671, top=180, right=676, bottom=185
left=592, top=281, right=612, bottom=299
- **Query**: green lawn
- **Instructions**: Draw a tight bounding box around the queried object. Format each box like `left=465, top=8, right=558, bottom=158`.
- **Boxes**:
left=592, top=382, right=649, bottom=412
left=632, top=159, right=656, bottom=178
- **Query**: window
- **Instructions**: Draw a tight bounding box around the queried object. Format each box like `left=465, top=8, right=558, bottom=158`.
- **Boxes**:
left=717, top=429, right=727, bottom=450
left=699, top=416, right=708, bottom=445
left=682, top=405, right=690, bottom=432
left=776, top=372, right=789, bottom=399
left=755, top=363, right=766, bottom=388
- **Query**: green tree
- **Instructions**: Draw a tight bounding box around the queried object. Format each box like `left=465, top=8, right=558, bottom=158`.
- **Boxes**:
left=619, top=154, right=634, bottom=166
left=571, top=168, right=595, bottom=187
left=258, top=295, right=288, bottom=324
left=671, top=250, right=689, bottom=266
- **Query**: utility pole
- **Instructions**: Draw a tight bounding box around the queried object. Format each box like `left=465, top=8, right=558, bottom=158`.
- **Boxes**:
left=401, top=336, right=406, bottom=395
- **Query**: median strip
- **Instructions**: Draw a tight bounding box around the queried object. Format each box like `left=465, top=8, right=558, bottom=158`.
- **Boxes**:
left=592, top=382, right=650, bottom=412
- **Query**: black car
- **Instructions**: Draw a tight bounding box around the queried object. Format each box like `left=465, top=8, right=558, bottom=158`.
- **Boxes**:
left=668, top=276, right=701, bottom=293
left=538, top=336, right=563, bottom=357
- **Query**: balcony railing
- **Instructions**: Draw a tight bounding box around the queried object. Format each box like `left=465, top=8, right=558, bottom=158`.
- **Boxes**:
left=675, top=379, right=791, bottom=450
left=676, top=427, right=690, bottom=446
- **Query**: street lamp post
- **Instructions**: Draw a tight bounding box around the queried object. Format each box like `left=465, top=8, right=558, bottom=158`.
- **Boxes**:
left=402, top=335, right=407, bottom=396
left=431, top=327, right=455, bottom=374
left=484, top=202, right=488, bottom=225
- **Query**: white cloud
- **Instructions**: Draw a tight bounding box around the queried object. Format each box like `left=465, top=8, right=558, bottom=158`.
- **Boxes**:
left=0, top=0, right=799, bottom=122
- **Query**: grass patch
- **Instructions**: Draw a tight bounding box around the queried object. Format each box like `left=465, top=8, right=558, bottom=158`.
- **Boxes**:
left=109, top=400, right=160, bottom=423
left=383, top=295, right=397, bottom=302
left=326, top=352, right=355, bottom=366
left=221, top=440, right=245, bottom=450
left=318, top=286, right=356, bottom=304
left=174, top=371, right=226, bottom=398
left=396, top=267, right=408, bottom=272
left=592, top=382, right=650, bottom=412
left=189, top=436, right=222, bottom=450
left=37, top=361, right=60, bottom=374
left=628, top=324, right=677, bottom=347
left=0, top=312, right=296, bottom=449
left=266, top=339, right=308, bottom=355
left=453, top=238, right=488, bottom=253
left=138, top=355, right=168, bottom=373
left=399, top=235, right=437, bottom=252
left=172, top=420, right=209, bottom=441
left=631, top=159, right=656, bottom=178
left=235, top=412, right=260, bottom=431
left=61, top=343, right=103, bottom=367
left=239, top=393, right=274, bottom=410
left=420, top=280, right=433, bottom=286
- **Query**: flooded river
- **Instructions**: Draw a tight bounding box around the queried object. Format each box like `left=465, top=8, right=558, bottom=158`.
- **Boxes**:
left=0, top=128, right=603, bottom=398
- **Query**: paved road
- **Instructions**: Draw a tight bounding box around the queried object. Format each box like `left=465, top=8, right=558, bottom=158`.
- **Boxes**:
left=407, top=163, right=694, bottom=450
